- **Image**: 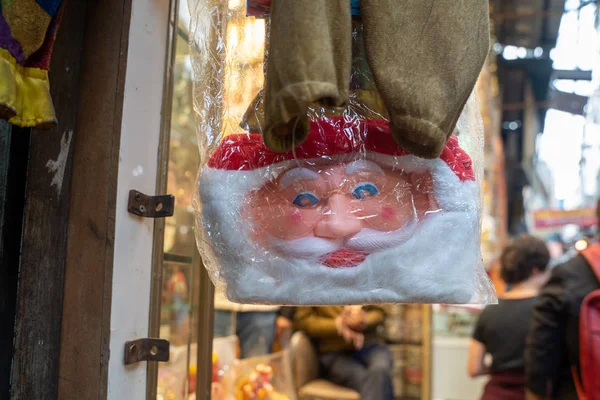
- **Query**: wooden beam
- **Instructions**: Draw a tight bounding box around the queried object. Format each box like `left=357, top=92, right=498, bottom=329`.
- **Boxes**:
left=195, top=265, right=215, bottom=400
left=57, top=0, right=132, bottom=398
left=503, top=100, right=553, bottom=111
left=552, top=69, right=593, bottom=81
left=551, top=91, right=589, bottom=116
left=0, top=123, right=30, bottom=399
left=503, top=91, right=588, bottom=115
left=9, top=0, right=87, bottom=398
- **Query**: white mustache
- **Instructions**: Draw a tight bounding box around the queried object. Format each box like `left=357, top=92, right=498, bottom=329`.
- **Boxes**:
left=267, top=217, right=417, bottom=259
left=268, top=235, right=344, bottom=259
left=346, top=219, right=417, bottom=253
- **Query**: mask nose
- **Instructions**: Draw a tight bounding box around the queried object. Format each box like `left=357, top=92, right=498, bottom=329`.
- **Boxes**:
left=314, top=194, right=362, bottom=239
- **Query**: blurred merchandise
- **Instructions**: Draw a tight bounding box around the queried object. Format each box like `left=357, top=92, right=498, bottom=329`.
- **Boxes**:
left=477, top=53, right=506, bottom=273
left=233, top=352, right=294, bottom=400
left=212, top=353, right=222, bottom=383
left=236, top=364, right=287, bottom=400
left=161, top=262, right=192, bottom=347
left=158, top=336, right=239, bottom=400
left=403, top=305, right=423, bottom=344
left=432, top=305, right=482, bottom=338
left=389, top=344, right=404, bottom=397
left=382, top=304, right=404, bottom=344
left=403, top=345, right=423, bottom=398
left=384, top=314, right=404, bottom=343
left=381, top=305, right=432, bottom=398
left=533, top=208, right=598, bottom=231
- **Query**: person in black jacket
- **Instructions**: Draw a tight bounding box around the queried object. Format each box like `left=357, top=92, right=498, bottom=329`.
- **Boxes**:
left=526, top=198, right=600, bottom=400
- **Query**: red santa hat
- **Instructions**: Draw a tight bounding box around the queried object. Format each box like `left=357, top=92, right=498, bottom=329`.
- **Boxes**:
left=207, top=117, right=475, bottom=183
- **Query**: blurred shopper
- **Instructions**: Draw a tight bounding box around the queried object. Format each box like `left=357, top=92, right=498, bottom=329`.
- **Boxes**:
left=276, top=307, right=296, bottom=333
left=275, top=307, right=296, bottom=348
left=526, top=200, right=600, bottom=400
left=468, top=235, right=550, bottom=400
left=213, top=291, right=279, bottom=359
left=294, top=306, right=393, bottom=400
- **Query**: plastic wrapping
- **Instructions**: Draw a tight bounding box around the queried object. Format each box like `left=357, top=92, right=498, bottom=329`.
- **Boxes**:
left=232, top=351, right=294, bottom=400
left=209, top=336, right=239, bottom=400
left=201, top=344, right=294, bottom=400
left=189, top=0, right=497, bottom=305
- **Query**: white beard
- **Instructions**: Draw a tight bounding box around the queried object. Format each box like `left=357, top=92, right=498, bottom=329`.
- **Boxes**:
left=198, top=154, right=493, bottom=305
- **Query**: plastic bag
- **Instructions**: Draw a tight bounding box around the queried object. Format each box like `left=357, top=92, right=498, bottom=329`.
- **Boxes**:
left=157, top=342, right=197, bottom=400
left=209, top=336, right=239, bottom=400
left=231, top=351, right=295, bottom=400
left=189, top=0, right=496, bottom=304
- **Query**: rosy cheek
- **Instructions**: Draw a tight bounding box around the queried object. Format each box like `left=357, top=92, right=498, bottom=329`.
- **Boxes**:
left=374, top=204, right=406, bottom=230
left=356, top=199, right=408, bottom=231
left=289, top=209, right=303, bottom=223
left=255, top=206, right=320, bottom=240
left=380, top=206, right=396, bottom=221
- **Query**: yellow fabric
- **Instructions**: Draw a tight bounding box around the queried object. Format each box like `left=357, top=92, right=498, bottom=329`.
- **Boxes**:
left=3, top=0, right=52, bottom=59
left=0, top=48, right=57, bottom=129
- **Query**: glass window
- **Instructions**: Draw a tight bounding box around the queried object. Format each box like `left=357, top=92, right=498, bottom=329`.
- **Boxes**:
left=156, top=4, right=200, bottom=399
left=155, top=2, right=279, bottom=399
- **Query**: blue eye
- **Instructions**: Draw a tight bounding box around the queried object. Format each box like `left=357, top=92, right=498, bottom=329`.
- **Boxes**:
left=352, top=183, right=379, bottom=199
left=292, top=192, right=320, bottom=208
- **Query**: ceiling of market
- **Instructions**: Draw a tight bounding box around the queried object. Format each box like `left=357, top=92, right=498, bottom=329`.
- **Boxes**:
left=490, top=0, right=598, bottom=233
left=490, top=0, right=570, bottom=232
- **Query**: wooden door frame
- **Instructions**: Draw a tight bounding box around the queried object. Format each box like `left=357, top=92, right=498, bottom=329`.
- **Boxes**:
left=0, top=123, right=30, bottom=399
left=7, top=0, right=133, bottom=399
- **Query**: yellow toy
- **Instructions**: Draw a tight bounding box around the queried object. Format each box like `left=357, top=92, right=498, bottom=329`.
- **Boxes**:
left=235, top=364, right=288, bottom=400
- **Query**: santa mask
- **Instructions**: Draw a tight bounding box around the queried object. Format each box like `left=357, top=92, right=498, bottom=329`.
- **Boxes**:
left=198, top=117, right=482, bottom=304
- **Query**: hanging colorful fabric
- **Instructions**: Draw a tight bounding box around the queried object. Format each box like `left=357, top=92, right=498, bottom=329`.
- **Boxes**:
left=350, top=0, right=361, bottom=16
left=0, top=0, right=64, bottom=129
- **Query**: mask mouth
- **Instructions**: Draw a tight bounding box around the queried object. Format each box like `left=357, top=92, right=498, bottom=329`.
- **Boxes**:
left=319, top=249, right=368, bottom=268
left=318, top=215, right=419, bottom=268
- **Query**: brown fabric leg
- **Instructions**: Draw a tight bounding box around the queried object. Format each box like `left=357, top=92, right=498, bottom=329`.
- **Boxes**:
left=361, top=0, right=490, bottom=159
left=263, top=0, right=352, bottom=152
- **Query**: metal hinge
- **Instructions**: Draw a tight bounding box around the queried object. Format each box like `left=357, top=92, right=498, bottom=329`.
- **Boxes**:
left=127, top=190, right=174, bottom=218
left=124, top=338, right=170, bottom=365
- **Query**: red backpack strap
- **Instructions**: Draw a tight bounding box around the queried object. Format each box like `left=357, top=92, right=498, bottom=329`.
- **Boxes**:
left=581, top=244, right=600, bottom=282
left=576, top=243, right=600, bottom=400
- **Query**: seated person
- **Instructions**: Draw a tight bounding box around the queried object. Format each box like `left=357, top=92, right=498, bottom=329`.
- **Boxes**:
left=294, top=306, right=394, bottom=400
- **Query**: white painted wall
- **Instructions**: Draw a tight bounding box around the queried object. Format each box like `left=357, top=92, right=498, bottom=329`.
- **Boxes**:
left=107, top=0, right=169, bottom=398
left=432, top=336, right=488, bottom=400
